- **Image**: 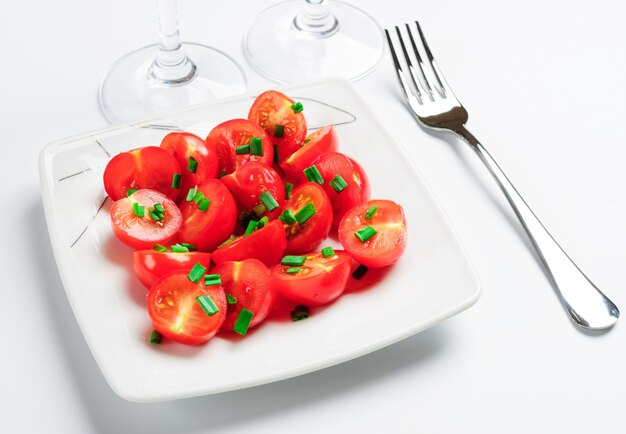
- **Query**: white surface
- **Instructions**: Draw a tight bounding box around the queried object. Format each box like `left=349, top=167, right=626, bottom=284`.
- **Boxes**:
left=2, top=0, right=625, bottom=432
left=39, top=79, right=479, bottom=402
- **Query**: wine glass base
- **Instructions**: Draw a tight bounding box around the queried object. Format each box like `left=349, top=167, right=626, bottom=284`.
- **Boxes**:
left=244, top=0, right=384, bottom=83
left=99, top=43, right=247, bottom=124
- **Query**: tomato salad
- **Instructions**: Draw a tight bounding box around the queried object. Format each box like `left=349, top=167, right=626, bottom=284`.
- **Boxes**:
left=103, top=90, right=408, bottom=346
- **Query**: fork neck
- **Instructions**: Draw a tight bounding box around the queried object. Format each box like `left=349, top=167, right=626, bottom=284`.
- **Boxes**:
left=451, top=124, right=480, bottom=148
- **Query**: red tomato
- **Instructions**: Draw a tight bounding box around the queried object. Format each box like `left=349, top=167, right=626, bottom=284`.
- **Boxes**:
left=283, top=182, right=332, bottom=253
left=103, top=146, right=181, bottom=201
left=133, top=250, right=212, bottom=290
left=309, top=152, right=370, bottom=228
left=177, top=180, right=237, bottom=251
left=338, top=200, right=408, bottom=268
left=279, top=125, right=338, bottom=179
left=147, top=270, right=227, bottom=345
left=270, top=250, right=352, bottom=306
left=220, top=162, right=285, bottom=220
left=248, top=90, right=307, bottom=161
left=205, top=119, right=273, bottom=176
left=212, top=220, right=287, bottom=267
left=109, top=189, right=182, bottom=250
left=212, top=259, right=273, bottom=332
left=160, top=132, right=219, bottom=200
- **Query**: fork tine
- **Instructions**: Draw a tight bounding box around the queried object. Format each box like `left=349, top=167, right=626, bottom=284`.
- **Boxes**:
left=414, top=21, right=454, bottom=98
left=393, top=26, right=426, bottom=101
left=404, top=23, right=434, bottom=100
left=384, top=28, right=422, bottom=107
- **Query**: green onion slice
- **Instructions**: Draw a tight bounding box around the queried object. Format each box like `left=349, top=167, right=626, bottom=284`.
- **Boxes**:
left=187, top=156, right=198, bottom=173
left=250, top=137, right=263, bottom=156
left=172, top=173, right=182, bottom=189
left=352, top=264, right=368, bottom=280
left=196, top=295, right=219, bottom=316
left=321, top=246, right=335, bottom=258
left=290, top=305, right=309, bottom=321
left=285, top=267, right=302, bottom=274
left=329, top=174, right=348, bottom=193
left=235, top=144, right=250, bottom=155
left=153, top=202, right=166, bottom=214
left=290, top=101, right=304, bottom=113
left=149, top=209, right=163, bottom=221
left=204, top=274, right=222, bottom=286
left=198, top=197, right=211, bottom=212
left=150, top=329, right=163, bottom=344
left=285, top=182, right=293, bottom=200
left=170, top=243, right=189, bottom=253
left=126, top=188, right=138, bottom=197
left=273, top=124, right=284, bottom=138
left=259, top=191, right=279, bottom=211
left=355, top=226, right=377, bottom=243
left=187, top=262, right=206, bottom=283
left=365, top=205, right=378, bottom=220
left=257, top=216, right=269, bottom=229
left=303, top=165, right=324, bottom=184
left=278, top=209, right=297, bottom=225
left=132, top=202, right=145, bottom=217
left=193, top=190, right=205, bottom=205
left=152, top=243, right=167, bottom=253
left=244, top=219, right=258, bottom=236
left=295, top=203, right=316, bottom=225
left=252, top=203, right=266, bottom=217
left=273, top=145, right=279, bottom=163
left=186, top=186, right=198, bottom=202
left=226, top=294, right=237, bottom=305
left=281, top=255, right=306, bottom=266
left=233, top=308, right=254, bottom=335
left=180, top=243, right=197, bottom=251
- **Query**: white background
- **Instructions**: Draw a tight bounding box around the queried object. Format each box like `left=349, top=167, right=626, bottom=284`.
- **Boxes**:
left=2, top=0, right=625, bottom=433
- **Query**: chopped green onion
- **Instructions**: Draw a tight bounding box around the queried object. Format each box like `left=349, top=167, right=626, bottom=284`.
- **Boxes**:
left=186, top=186, right=198, bottom=202
left=321, top=246, right=335, bottom=258
left=250, top=137, right=263, bottom=156
left=355, top=226, right=377, bottom=242
left=236, top=144, right=250, bottom=155
left=150, top=329, right=162, bottom=344
left=303, top=165, right=324, bottom=184
left=172, top=173, right=182, bottom=189
left=278, top=209, right=297, bottom=225
left=193, top=190, right=205, bottom=206
left=259, top=191, right=279, bottom=212
left=170, top=243, right=189, bottom=253
left=133, top=202, right=145, bottom=217
left=187, top=156, right=198, bottom=173
left=126, top=188, right=138, bottom=197
left=244, top=219, right=258, bottom=236
left=273, top=145, right=279, bottom=163
left=198, top=197, right=211, bottom=212
left=204, top=274, right=222, bottom=286
left=303, top=138, right=311, bottom=145
left=196, top=295, right=219, bottom=316
left=180, top=243, right=196, bottom=251
left=290, top=101, right=304, bottom=113
left=352, top=264, right=368, bottom=280
left=257, top=216, right=269, bottom=229
left=252, top=203, right=266, bottom=216
left=218, top=236, right=238, bottom=248
left=227, top=294, right=237, bottom=305
left=281, top=255, right=306, bottom=266
left=153, top=202, right=166, bottom=214
left=153, top=243, right=167, bottom=253
left=365, top=205, right=378, bottom=220
left=149, top=209, right=163, bottom=221
left=273, top=124, right=284, bottom=138
left=233, top=308, right=254, bottom=335
left=290, top=305, right=309, bottom=321
left=187, top=262, right=206, bottom=283
left=295, top=203, right=316, bottom=225
left=285, top=182, right=293, bottom=200
left=329, top=174, right=348, bottom=193
left=285, top=267, right=302, bottom=274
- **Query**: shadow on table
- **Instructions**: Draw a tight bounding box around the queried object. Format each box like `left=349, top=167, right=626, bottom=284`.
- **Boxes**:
left=29, top=198, right=450, bottom=434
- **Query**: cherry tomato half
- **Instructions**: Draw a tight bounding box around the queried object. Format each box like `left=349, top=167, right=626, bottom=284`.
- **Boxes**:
left=212, top=259, right=274, bottom=332
left=177, top=180, right=237, bottom=251
left=133, top=250, right=212, bottom=290
left=147, top=270, right=227, bottom=345
left=248, top=90, right=307, bottom=161
left=279, top=125, right=338, bottom=179
left=205, top=119, right=273, bottom=176
left=110, top=189, right=182, bottom=250
left=103, top=146, right=181, bottom=201
left=283, top=182, right=332, bottom=254
left=160, top=132, right=219, bottom=201
left=212, top=220, right=287, bottom=267
left=338, top=200, right=407, bottom=268
left=270, top=250, right=352, bottom=306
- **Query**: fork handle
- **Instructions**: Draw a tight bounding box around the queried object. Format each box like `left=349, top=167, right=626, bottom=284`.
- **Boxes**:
left=454, top=125, right=619, bottom=329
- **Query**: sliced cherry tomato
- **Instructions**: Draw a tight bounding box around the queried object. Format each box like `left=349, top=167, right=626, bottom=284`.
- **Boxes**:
left=248, top=90, right=307, bottom=161
left=212, top=259, right=273, bottom=332
left=270, top=250, right=351, bottom=306
left=205, top=119, right=273, bottom=176
left=160, top=132, right=219, bottom=200
left=338, top=200, right=407, bottom=268
left=282, top=182, right=332, bottom=253
left=279, top=125, right=338, bottom=179
left=212, top=220, right=287, bottom=267
left=308, top=152, right=370, bottom=228
left=109, top=189, right=182, bottom=250
left=103, top=146, right=181, bottom=201
left=177, top=180, right=237, bottom=251
left=133, top=250, right=212, bottom=290
left=147, top=270, right=227, bottom=345
left=220, top=162, right=285, bottom=220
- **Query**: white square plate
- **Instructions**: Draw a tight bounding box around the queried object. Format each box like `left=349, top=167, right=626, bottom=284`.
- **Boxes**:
left=39, top=78, right=480, bottom=402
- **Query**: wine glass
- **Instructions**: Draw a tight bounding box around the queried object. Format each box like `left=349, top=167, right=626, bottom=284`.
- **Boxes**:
left=244, top=0, right=384, bottom=83
left=99, top=0, right=247, bottom=124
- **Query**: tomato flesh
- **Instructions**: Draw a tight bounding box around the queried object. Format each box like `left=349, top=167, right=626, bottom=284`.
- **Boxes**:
left=280, top=125, right=338, bottom=179
left=212, top=259, right=273, bottom=332
left=283, top=182, right=332, bottom=253
left=103, top=146, right=181, bottom=201
left=110, top=189, right=182, bottom=250
left=177, top=179, right=237, bottom=251
left=270, top=250, right=351, bottom=306
left=133, top=250, right=212, bottom=290
left=212, top=220, right=287, bottom=267
left=338, top=200, right=407, bottom=268
left=147, top=270, right=227, bottom=345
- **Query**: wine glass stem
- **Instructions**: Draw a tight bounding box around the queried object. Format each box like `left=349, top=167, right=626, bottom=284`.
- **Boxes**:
left=148, top=0, right=196, bottom=86
left=293, top=0, right=339, bottom=37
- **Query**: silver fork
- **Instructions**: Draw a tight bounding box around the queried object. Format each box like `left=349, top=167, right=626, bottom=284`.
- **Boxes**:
left=386, top=21, right=619, bottom=330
